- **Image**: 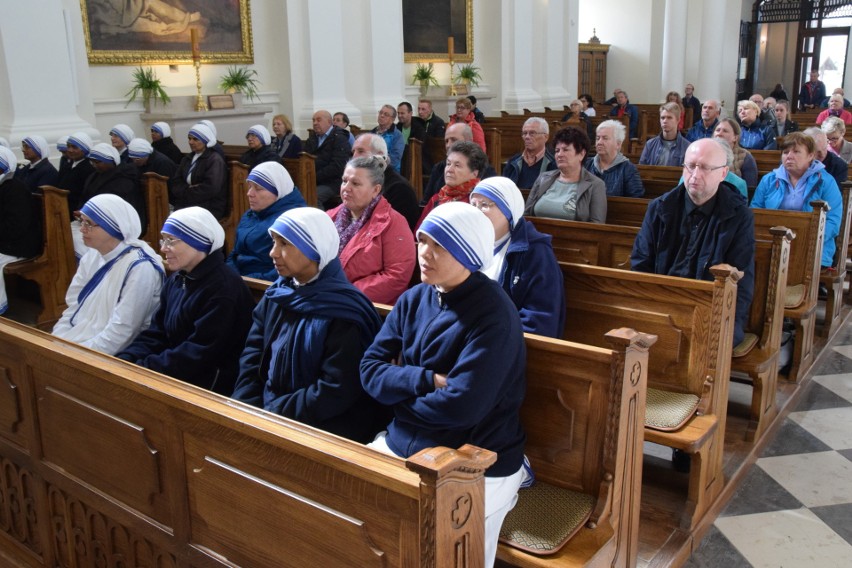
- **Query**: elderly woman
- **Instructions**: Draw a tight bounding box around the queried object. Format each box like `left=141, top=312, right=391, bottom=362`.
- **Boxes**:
left=525, top=126, right=607, bottom=222
left=231, top=207, right=387, bottom=443
left=150, top=121, right=184, bottom=165
left=737, top=100, right=777, bottom=150
left=471, top=177, right=565, bottom=338
left=270, top=113, right=303, bottom=159
left=817, top=94, right=852, bottom=125
left=560, top=99, right=595, bottom=140
left=170, top=122, right=227, bottom=219
left=823, top=116, right=852, bottom=163
left=226, top=162, right=307, bottom=280
left=584, top=120, right=644, bottom=197
left=752, top=132, right=842, bottom=268
left=417, top=140, right=487, bottom=228
left=0, top=147, right=42, bottom=315
left=449, top=97, right=486, bottom=152
left=117, top=207, right=254, bottom=395
left=580, top=93, right=596, bottom=117
left=714, top=118, right=759, bottom=188
left=240, top=124, right=279, bottom=169
left=327, top=156, right=415, bottom=304
left=53, top=194, right=164, bottom=355
left=774, top=100, right=799, bottom=137
left=361, top=202, right=526, bottom=567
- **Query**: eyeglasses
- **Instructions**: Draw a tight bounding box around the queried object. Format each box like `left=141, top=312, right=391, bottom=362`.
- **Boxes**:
left=76, top=217, right=99, bottom=230
left=683, top=163, right=727, bottom=175
left=159, top=236, right=182, bottom=249
left=827, top=136, right=842, bottom=143
left=521, top=131, right=544, bottom=137
left=470, top=199, right=495, bottom=212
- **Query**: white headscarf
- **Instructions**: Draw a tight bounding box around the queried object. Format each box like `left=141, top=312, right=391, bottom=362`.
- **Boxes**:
left=162, top=207, right=225, bottom=254
left=188, top=123, right=215, bottom=149
left=247, top=124, right=272, bottom=145
left=88, top=143, right=121, bottom=165
left=151, top=122, right=171, bottom=138
left=67, top=132, right=94, bottom=156
left=127, top=138, right=154, bottom=159
left=247, top=161, right=295, bottom=200
left=22, top=135, right=50, bottom=161
left=57, top=136, right=69, bottom=152
left=110, top=124, right=134, bottom=145
left=0, top=146, right=17, bottom=184
left=0, top=137, right=9, bottom=149
left=417, top=201, right=494, bottom=272
left=199, top=120, right=218, bottom=146
left=269, top=207, right=339, bottom=271
left=79, top=194, right=164, bottom=270
left=471, top=177, right=526, bottom=229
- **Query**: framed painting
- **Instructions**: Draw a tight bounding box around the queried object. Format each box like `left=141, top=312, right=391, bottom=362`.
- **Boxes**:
left=403, top=0, right=473, bottom=63
left=81, top=0, right=254, bottom=65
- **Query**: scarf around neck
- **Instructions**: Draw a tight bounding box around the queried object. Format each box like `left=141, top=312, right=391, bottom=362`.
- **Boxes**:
left=436, top=177, right=480, bottom=205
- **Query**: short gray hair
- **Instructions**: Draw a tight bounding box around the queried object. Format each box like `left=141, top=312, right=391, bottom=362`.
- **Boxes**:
left=354, top=133, right=390, bottom=170
left=523, top=117, right=549, bottom=136
left=346, top=155, right=386, bottom=187
left=380, top=104, right=397, bottom=119
left=822, top=116, right=846, bottom=136
left=713, top=138, right=735, bottom=168
left=597, top=119, right=626, bottom=144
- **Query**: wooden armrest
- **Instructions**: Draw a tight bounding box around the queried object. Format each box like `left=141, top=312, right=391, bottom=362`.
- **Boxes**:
left=645, top=414, right=719, bottom=453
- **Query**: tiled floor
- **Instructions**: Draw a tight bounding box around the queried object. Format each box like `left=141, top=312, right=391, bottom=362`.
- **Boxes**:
left=685, top=335, right=852, bottom=567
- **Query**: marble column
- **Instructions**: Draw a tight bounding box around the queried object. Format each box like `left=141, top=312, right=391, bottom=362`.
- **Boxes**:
left=660, top=0, right=688, bottom=97
left=538, top=0, right=575, bottom=108
left=500, top=0, right=543, bottom=112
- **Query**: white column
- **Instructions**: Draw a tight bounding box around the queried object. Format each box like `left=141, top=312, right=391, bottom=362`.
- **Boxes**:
left=500, top=0, right=543, bottom=112
left=0, top=1, right=97, bottom=156
left=660, top=0, right=688, bottom=97
left=364, top=0, right=405, bottom=116
left=537, top=0, right=574, bottom=108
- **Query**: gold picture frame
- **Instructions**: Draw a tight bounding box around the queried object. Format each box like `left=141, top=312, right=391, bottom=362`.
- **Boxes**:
left=403, top=0, right=473, bottom=63
left=81, top=0, right=254, bottom=65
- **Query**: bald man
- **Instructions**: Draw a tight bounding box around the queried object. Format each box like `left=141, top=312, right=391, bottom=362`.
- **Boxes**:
left=632, top=138, right=754, bottom=347
left=303, top=109, right=352, bottom=209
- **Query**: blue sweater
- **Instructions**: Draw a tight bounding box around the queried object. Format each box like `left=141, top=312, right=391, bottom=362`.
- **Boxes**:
left=499, top=219, right=565, bottom=338
left=361, top=272, right=526, bottom=477
left=686, top=119, right=719, bottom=142
left=116, top=252, right=254, bottom=395
left=584, top=154, right=645, bottom=197
left=751, top=161, right=843, bottom=267
left=739, top=120, right=777, bottom=150
left=232, top=259, right=388, bottom=443
left=226, top=191, right=307, bottom=280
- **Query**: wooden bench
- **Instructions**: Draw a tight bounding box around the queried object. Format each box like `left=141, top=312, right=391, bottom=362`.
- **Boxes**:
left=4, top=186, right=75, bottom=330
left=141, top=172, right=170, bottom=252
left=753, top=204, right=828, bottom=382
left=730, top=228, right=792, bottom=442
left=527, top=217, right=637, bottom=268
left=401, top=137, right=423, bottom=201
left=283, top=152, right=318, bottom=208
left=0, top=318, right=497, bottom=567
left=220, top=161, right=250, bottom=256
left=558, top=262, right=740, bottom=531
left=749, top=149, right=782, bottom=177
left=820, top=185, right=852, bottom=337
left=636, top=165, right=682, bottom=199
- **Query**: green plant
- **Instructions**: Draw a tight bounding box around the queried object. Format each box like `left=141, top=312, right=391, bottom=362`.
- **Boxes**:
left=125, top=66, right=170, bottom=108
left=411, top=63, right=440, bottom=87
left=219, top=66, right=261, bottom=101
left=455, top=63, right=483, bottom=86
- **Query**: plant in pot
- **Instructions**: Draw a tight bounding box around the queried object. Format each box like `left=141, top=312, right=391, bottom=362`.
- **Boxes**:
left=455, top=63, right=483, bottom=87
left=412, top=63, right=439, bottom=96
left=125, top=66, right=171, bottom=111
left=219, top=66, right=261, bottom=102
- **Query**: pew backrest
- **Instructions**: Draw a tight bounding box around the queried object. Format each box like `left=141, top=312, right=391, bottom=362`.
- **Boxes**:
left=141, top=172, right=170, bottom=251
left=528, top=217, right=639, bottom=268
left=283, top=152, right=318, bottom=208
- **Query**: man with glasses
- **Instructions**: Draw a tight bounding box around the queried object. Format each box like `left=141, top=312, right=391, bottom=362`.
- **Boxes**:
left=632, top=138, right=754, bottom=348
left=370, top=105, right=404, bottom=173
left=501, top=117, right=556, bottom=189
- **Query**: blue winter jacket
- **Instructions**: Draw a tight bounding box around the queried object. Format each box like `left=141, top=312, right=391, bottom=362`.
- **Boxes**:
left=360, top=272, right=526, bottom=477
left=584, top=154, right=645, bottom=197
left=751, top=161, right=843, bottom=267
left=686, top=119, right=719, bottom=142
left=226, top=190, right=307, bottom=280
left=639, top=133, right=691, bottom=167
left=739, top=119, right=777, bottom=150
left=499, top=219, right=565, bottom=338
left=632, top=182, right=755, bottom=346
left=372, top=124, right=405, bottom=172
left=610, top=103, right=639, bottom=139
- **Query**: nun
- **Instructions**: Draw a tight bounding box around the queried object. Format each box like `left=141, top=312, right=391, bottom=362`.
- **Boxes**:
left=231, top=207, right=388, bottom=443
left=0, top=147, right=42, bottom=315
left=239, top=124, right=279, bottom=169
left=57, top=131, right=95, bottom=214
left=109, top=123, right=135, bottom=163
left=53, top=194, right=164, bottom=355
left=117, top=207, right=254, bottom=395
left=170, top=122, right=227, bottom=219
left=469, top=177, right=565, bottom=338
left=14, top=135, right=59, bottom=192
left=150, top=121, right=184, bottom=165
left=225, top=161, right=307, bottom=280
left=360, top=202, right=527, bottom=568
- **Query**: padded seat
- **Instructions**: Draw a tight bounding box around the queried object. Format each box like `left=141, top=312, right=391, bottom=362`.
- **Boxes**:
left=500, top=482, right=596, bottom=555
left=784, top=283, right=805, bottom=309
left=644, top=387, right=700, bottom=431
left=732, top=332, right=759, bottom=358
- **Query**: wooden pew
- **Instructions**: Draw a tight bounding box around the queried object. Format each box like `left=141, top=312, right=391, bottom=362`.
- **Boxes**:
left=401, top=137, right=423, bottom=201
left=485, top=127, right=502, bottom=175
left=527, top=217, right=637, bottom=268
left=753, top=204, right=827, bottom=382
left=4, top=186, right=75, bottom=330
left=283, top=152, right=318, bottom=208
left=605, top=196, right=648, bottom=228
left=141, top=172, right=170, bottom=252
left=0, top=318, right=496, bottom=567
left=635, top=165, right=682, bottom=199
left=821, top=185, right=852, bottom=337
left=749, top=149, right=782, bottom=177
left=496, top=329, right=653, bottom=568
left=730, top=228, right=792, bottom=442
left=221, top=161, right=250, bottom=256
left=558, top=262, right=740, bottom=531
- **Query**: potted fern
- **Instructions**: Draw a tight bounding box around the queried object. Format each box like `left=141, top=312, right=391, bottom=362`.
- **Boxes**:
left=125, top=66, right=170, bottom=111
left=455, top=63, right=483, bottom=87
left=412, top=63, right=440, bottom=96
left=219, top=66, right=261, bottom=102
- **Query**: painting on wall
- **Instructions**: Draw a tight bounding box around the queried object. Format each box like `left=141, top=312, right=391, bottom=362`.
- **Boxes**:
left=81, top=0, right=254, bottom=65
left=402, top=0, right=473, bottom=63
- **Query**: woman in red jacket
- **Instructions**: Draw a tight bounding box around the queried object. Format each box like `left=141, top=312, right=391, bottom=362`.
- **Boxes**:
left=327, top=156, right=415, bottom=304
left=449, top=97, right=487, bottom=152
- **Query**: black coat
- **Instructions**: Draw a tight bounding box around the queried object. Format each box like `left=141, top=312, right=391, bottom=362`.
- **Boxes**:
left=83, top=163, right=146, bottom=227
left=14, top=159, right=59, bottom=193
left=239, top=145, right=280, bottom=170
left=57, top=159, right=95, bottom=213
left=382, top=169, right=420, bottom=230
left=139, top=149, right=178, bottom=179
left=0, top=178, right=42, bottom=258
left=152, top=136, right=184, bottom=165
left=303, top=126, right=352, bottom=186
left=170, top=149, right=227, bottom=219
